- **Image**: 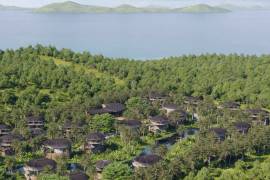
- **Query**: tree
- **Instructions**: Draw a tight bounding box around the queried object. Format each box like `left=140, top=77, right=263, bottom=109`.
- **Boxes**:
left=89, top=114, right=115, bottom=133
left=80, top=154, right=95, bottom=175
left=102, top=162, right=133, bottom=180
left=0, top=90, right=17, bottom=105
left=124, top=97, right=152, bottom=119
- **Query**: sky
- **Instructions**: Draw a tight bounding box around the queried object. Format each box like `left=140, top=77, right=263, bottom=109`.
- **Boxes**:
left=0, top=0, right=269, bottom=8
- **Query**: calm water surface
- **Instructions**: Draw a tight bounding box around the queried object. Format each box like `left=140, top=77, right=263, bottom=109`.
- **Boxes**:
left=0, top=11, right=269, bottom=59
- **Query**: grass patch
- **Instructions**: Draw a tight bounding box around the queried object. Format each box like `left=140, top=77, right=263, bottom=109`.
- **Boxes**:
left=40, top=56, right=126, bottom=86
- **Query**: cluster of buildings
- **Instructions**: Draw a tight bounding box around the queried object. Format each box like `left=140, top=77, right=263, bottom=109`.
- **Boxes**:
left=0, top=93, right=269, bottom=179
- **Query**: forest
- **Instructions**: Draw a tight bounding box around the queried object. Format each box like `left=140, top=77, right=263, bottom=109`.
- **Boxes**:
left=0, top=45, right=270, bottom=179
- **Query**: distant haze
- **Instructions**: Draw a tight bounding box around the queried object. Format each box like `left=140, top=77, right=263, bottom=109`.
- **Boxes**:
left=0, top=0, right=270, bottom=8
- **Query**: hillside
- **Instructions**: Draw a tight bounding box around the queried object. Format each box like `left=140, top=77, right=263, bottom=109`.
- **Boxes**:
left=33, top=1, right=109, bottom=13
left=0, top=4, right=29, bottom=11
left=218, top=4, right=270, bottom=11
left=175, top=4, right=230, bottom=13
left=1, top=46, right=270, bottom=179
left=34, top=1, right=230, bottom=14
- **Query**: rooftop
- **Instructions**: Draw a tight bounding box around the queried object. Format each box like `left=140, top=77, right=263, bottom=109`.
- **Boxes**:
left=219, top=101, right=240, bottom=109
left=120, top=120, right=141, bottom=127
left=86, top=132, right=106, bottom=141
left=246, top=109, right=269, bottom=115
left=134, top=154, right=161, bottom=165
left=69, top=172, right=89, bottom=180
left=103, top=103, right=125, bottom=113
left=0, top=124, right=10, bottom=130
left=210, top=128, right=227, bottom=136
left=27, top=115, right=45, bottom=122
left=26, top=158, right=56, bottom=170
left=149, top=92, right=167, bottom=99
left=43, top=138, right=71, bottom=149
left=162, top=103, right=178, bottom=109
left=234, top=122, right=251, bottom=132
left=149, top=115, right=169, bottom=124
left=87, top=108, right=109, bottom=115
left=0, top=134, right=23, bottom=143
left=96, top=160, right=111, bottom=170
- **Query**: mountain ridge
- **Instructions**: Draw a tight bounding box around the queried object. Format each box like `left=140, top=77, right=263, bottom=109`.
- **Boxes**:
left=0, top=4, right=31, bottom=11
left=32, top=1, right=230, bottom=14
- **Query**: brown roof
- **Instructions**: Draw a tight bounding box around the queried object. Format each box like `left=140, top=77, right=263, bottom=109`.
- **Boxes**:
left=219, top=102, right=240, bottom=109
left=246, top=109, right=269, bottom=115
left=86, top=132, right=105, bottom=141
left=103, top=103, right=125, bottom=113
left=43, top=138, right=71, bottom=149
left=210, top=128, right=227, bottom=136
left=0, top=124, right=10, bottom=130
left=234, top=122, right=251, bottom=131
left=134, top=154, right=161, bottom=165
left=96, top=160, right=111, bottom=170
left=27, top=115, right=44, bottom=123
left=0, top=134, right=23, bottom=143
left=87, top=108, right=109, bottom=115
left=120, top=120, right=141, bottom=127
left=162, top=104, right=178, bottom=109
left=26, top=158, right=56, bottom=170
left=69, top=172, right=89, bottom=180
left=149, top=116, right=169, bottom=124
left=149, top=92, right=166, bottom=99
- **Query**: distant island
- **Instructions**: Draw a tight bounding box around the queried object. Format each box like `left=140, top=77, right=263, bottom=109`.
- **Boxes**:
left=1, top=1, right=269, bottom=14
left=0, top=1, right=230, bottom=14
left=0, top=4, right=30, bottom=11
left=33, top=2, right=230, bottom=14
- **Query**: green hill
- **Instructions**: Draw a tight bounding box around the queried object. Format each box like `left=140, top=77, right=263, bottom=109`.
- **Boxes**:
left=34, top=1, right=230, bottom=14
left=33, top=1, right=110, bottom=13
left=175, top=4, right=230, bottom=13
left=0, top=4, right=30, bottom=11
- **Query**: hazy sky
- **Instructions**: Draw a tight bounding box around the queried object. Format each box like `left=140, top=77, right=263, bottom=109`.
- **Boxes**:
left=0, top=0, right=269, bottom=8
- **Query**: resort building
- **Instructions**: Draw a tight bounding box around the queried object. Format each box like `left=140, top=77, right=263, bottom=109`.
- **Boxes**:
left=102, top=103, right=125, bottom=117
left=162, top=103, right=178, bottom=115
left=245, top=109, right=270, bottom=126
left=27, top=115, right=45, bottom=136
left=0, top=124, right=11, bottom=136
left=62, top=120, right=85, bottom=137
left=132, top=154, right=161, bottom=169
left=95, top=160, right=111, bottom=173
left=43, top=138, right=71, bottom=160
left=120, top=119, right=141, bottom=129
left=184, top=96, right=203, bottom=107
left=148, top=116, right=169, bottom=133
left=24, top=158, right=56, bottom=180
left=87, top=103, right=125, bottom=118
left=168, top=109, right=188, bottom=126
left=234, top=122, right=251, bottom=134
left=85, top=132, right=106, bottom=153
left=87, top=108, right=109, bottom=116
left=148, top=92, right=167, bottom=102
left=0, top=134, right=23, bottom=156
left=209, top=128, right=227, bottom=141
left=183, top=96, right=202, bottom=120
left=217, top=101, right=240, bottom=111
left=95, top=160, right=111, bottom=180
left=69, top=172, right=89, bottom=180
